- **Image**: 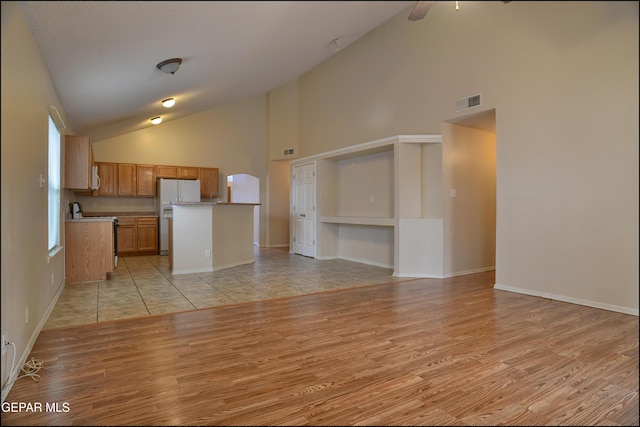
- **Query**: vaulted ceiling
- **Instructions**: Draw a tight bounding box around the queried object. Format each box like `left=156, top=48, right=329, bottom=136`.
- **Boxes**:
left=19, top=1, right=414, bottom=141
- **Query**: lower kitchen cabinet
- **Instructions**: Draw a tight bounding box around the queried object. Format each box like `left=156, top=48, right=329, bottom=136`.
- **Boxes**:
left=136, top=217, right=158, bottom=252
left=116, top=216, right=158, bottom=256
left=116, top=217, right=136, bottom=253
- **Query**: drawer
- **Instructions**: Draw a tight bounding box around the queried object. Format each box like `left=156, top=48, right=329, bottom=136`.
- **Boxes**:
left=117, top=217, right=136, bottom=226
left=137, top=217, right=158, bottom=226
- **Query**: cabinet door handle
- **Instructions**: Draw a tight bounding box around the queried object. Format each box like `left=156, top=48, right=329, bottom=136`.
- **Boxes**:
left=300, top=213, right=306, bottom=217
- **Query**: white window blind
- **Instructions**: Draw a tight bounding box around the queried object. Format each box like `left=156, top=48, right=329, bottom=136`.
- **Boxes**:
left=48, top=114, right=61, bottom=252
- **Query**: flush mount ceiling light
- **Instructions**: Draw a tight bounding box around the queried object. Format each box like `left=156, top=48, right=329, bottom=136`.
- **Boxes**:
left=156, top=58, right=182, bottom=75
left=161, top=98, right=176, bottom=108
left=150, top=116, right=163, bottom=125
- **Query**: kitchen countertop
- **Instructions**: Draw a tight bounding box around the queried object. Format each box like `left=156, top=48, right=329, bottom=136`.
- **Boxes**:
left=171, top=202, right=260, bottom=206
left=82, top=212, right=158, bottom=217
left=66, top=217, right=116, bottom=222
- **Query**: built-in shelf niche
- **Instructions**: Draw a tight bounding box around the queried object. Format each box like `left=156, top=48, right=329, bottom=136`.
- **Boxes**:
left=292, top=134, right=444, bottom=277
left=318, top=143, right=394, bottom=223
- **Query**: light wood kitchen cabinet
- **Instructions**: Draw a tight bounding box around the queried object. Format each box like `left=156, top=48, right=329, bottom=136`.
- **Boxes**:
left=64, top=135, right=94, bottom=190
left=116, top=216, right=158, bottom=255
left=136, top=217, right=158, bottom=252
left=199, top=167, right=220, bottom=199
left=94, top=162, right=118, bottom=196
left=136, top=164, right=156, bottom=196
left=156, top=165, right=178, bottom=178
left=65, top=220, right=114, bottom=283
left=177, top=166, right=198, bottom=180
left=118, top=163, right=137, bottom=196
left=116, top=217, right=136, bottom=253
left=91, top=162, right=215, bottom=197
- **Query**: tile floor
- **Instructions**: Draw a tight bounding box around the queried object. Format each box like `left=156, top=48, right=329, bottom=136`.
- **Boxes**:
left=44, top=247, right=414, bottom=330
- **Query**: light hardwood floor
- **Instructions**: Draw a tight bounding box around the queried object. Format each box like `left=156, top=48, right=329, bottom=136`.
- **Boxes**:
left=2, top=258, right=638, bottom=426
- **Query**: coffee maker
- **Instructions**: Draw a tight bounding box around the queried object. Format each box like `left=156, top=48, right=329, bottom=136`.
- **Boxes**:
left=71, top=202, right=83, bottom=219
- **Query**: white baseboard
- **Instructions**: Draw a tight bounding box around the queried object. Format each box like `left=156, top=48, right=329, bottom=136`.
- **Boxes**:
left=444, top=266, right=495, bottom=278
left=212, top=259, right=255, bottom=272
left=393, top=272, right=444, bottom=278
left=337, top=255, right=393, bottom=270
left=494, top=283, right=639, bottom=316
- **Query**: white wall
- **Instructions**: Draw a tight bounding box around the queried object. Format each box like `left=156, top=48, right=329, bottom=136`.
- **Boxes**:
left=267, top=80, right=299, bottom=161
left=265, top=160, right=290, bottom=248
left=1, top=2, right=72, bottom=397
left=172, top=205, right=213, bottom=274
left=293, top=1, right=638, bottom=314
left=265, top=82, right=298, bottom=248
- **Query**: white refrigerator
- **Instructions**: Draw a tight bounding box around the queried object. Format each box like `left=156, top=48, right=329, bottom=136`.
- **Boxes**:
left=157, top=178, right=201, bottom=255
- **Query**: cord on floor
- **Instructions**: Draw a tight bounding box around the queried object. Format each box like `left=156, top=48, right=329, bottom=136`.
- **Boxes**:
left=17, top=357, right=44, bottom=382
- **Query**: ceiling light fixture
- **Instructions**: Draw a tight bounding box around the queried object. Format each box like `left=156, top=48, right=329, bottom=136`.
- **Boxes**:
left=161, top=98, right=176, bottom=108
left=156, top=58, right=182, bottom=75
left=150, top=116, right=163, bottom=125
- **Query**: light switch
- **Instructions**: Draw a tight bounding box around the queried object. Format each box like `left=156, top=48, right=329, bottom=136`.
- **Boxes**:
left=450, top=189, right=457, bottom=198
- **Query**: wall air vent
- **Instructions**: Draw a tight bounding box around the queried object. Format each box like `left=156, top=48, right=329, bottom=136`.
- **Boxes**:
left=283, top=148, right=295, bottom=156
left=455, top=93, right=482, bottom=113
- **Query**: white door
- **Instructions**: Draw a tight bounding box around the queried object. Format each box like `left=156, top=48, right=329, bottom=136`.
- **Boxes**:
left=293, top=163, right=315, bottom=257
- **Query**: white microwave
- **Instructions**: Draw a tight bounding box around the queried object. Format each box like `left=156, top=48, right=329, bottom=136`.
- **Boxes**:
left=91, top=165, right=101, bottom=190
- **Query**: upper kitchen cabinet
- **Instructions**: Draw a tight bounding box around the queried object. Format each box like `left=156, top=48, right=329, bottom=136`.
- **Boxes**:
left=64, top=135, right=95, bottom=191
left=94, top=163, right=155, bottom=197
left=136, top=164, right=156, bottom=197
left=118, top=163, right=137, bottom=196
left=156, top=165, right=178, bottom=178
left=177, top=166, right=198, bottom=180
left=199, top=167, right=220, bottom=199
left=94, top=162, right=118, bottom=196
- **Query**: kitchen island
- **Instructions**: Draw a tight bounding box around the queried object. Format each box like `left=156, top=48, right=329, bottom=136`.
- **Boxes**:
left=65, top=217, right=116, bottom=283
left=170, top=202, right=259, bottom=274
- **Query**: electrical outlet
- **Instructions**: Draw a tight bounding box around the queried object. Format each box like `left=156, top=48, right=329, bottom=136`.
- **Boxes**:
left=1, top=332, right=7, bottom=355
left=51, top=273, right=55, bottom=285
left=25, top=306, right=29, bottom=324
left=205, top=249, right=211, bottom=258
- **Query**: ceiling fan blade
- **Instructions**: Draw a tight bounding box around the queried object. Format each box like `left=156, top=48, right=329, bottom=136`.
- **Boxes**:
left=408, top=1, right=432, bottom=21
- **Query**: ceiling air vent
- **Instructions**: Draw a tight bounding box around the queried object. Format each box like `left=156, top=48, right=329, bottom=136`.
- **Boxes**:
left=455, top=93, right=482, bottom=113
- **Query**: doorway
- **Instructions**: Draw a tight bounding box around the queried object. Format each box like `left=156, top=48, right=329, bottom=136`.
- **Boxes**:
left=444, top=108, right=496, bottom=276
